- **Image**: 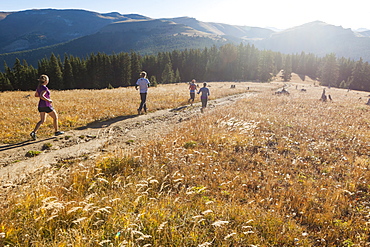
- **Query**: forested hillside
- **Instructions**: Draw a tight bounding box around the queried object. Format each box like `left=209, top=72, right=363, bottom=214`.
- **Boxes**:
left=0, top=19, right=226, bottom=68
left=1, top=44, right=370, bottom=92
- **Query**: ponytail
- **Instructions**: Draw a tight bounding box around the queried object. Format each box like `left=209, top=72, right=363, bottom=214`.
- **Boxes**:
left=37, top=74, right=49, bottom=86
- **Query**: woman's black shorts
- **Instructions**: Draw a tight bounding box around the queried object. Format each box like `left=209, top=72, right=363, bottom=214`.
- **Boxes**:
left=190, top=92, right=195, bottom=100
left=38, top=106, right=54, bottom=113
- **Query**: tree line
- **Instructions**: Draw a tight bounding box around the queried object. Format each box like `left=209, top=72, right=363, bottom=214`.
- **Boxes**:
left=0, top=43, right=369, bottom=92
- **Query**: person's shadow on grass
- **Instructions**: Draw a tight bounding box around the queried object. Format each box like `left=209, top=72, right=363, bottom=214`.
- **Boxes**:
left=0, top=137, right=56, bottom=152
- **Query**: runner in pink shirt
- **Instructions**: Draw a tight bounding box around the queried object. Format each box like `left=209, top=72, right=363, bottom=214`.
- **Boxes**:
left=188, top=79, right=197, bottom=105
left=30, top=74, right=64, bottom=140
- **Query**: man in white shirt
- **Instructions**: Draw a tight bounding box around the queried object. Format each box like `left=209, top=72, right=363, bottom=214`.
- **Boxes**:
left=135, top=71, right=150, bottom=114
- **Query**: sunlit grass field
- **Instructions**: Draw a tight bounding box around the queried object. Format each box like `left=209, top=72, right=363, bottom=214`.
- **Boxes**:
left=1, top=80, right=370, bottom=246
left=0, top=82, right=257, bottom=144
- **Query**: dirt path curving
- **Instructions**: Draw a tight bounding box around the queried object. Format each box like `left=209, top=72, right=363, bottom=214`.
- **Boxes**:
left=0, top=91, right=259, bottom=186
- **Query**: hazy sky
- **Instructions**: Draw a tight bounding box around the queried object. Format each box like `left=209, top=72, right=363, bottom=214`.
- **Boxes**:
left=1, top=0, right=369, bottom=30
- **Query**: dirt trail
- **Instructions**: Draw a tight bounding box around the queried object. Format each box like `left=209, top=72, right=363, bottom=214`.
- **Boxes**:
left=0, top=91, right=259, bottom=186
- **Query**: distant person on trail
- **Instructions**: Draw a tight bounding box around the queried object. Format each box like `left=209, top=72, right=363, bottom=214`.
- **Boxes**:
left=30, top=74, right=64, bottom=140
left=135, top=71, right=150, bottom=115
left=320, top=88, right=327, bottom=102
left=197, top=82, right=210, bottom=113
left=188, top=79, right=197, bottom=105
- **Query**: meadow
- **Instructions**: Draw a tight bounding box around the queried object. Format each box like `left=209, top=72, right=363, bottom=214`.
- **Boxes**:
left=0, top=79, right=370, bottom=246
left=0, top=82, right=251, bottom=144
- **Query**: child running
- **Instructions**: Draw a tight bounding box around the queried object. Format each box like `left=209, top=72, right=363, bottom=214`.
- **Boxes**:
left=197, top=82, right=210, bottom=113
left=30, top=74, right=64, bottom=140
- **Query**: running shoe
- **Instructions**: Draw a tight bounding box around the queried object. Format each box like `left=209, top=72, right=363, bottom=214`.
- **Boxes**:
left=55, top=131, right=64, bottom=136
left=30, top=132, right=37, bottom=140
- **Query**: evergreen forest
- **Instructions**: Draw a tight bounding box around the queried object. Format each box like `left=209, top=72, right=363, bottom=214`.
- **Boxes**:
left=0, top=43, right=369, bottom=92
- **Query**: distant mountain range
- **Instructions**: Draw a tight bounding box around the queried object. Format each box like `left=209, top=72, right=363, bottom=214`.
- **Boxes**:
left=0, top=9, right=149, bottom=52
left=1, top=9, right=370, bottom=67
left=258, top=21, right=370, bottom=60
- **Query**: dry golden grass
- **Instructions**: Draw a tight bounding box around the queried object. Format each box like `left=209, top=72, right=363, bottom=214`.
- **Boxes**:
left=0, top=82, right=257, bottom=144
left=1, top=81, right=370, bottom=246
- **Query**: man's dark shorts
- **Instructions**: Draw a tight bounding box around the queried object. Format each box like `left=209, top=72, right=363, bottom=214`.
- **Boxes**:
left=38, top=106, right=54, bottom=113
left=201, top=98, right=208, bottom=108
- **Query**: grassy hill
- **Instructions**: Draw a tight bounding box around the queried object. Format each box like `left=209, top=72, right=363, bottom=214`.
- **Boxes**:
left=1, top=78, right=369, bottom=245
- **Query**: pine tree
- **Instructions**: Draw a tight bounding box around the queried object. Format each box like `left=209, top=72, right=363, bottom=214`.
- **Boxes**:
left=337, top=57, right=354, bottom=88
left=23, top=62, right=37, bottom=90
left=122, top=53, right=132, bottom=87
left=281, top=55, right=292, bottom=82
left=130, top=52, right=141, bottom=86
left=150, top=75, right=157, bottom=87
left=63, top=56, right=74, bottom=89
left=101, top=53, right=113, bottom=88
left=204, top=45, right=220, bottom=81
left=247, top=44, right=260, bottom=81
left=219, top=44, right=238, bottom=81
left=296, top=52, right=307, bottom=76
left=70, top=55, right=87, bottom=88
left=274, top=52, right=284, bottom=74
left=305, top=53, right=319, bottom=80
left=4, top=62, right=15, bottom=90
left=157, top=52, right=172, bottom=82
left=170, top=50, right=182, bottom=77
left=320, top=53, right=339, bottom=87
left=141, top=54, right=158, bottom=84
left=86, top=53, right=101, bottom=89
left=174, top=68, right=181, bottom=83
left=0, top=72, right=13, bottom=91
left=162, top=62, right=175, bottom=83
left=49, top=53, right=64, bottom=89
left=12, top=58, right=22, bottom=90
left=258, top=51, right=275, bottom=82
left=349, top=58, right=370, bottom=91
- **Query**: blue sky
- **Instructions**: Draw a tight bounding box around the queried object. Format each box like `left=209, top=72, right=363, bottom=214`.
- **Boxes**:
left=1, top=0, right=369, bottom=30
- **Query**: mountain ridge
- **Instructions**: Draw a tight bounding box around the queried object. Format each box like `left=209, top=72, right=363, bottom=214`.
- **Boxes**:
left=0, top=9, right=150, bottom=53
left=256, top=21, right=368, bottom=60
left=1, top=8, right=370, bottom=67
